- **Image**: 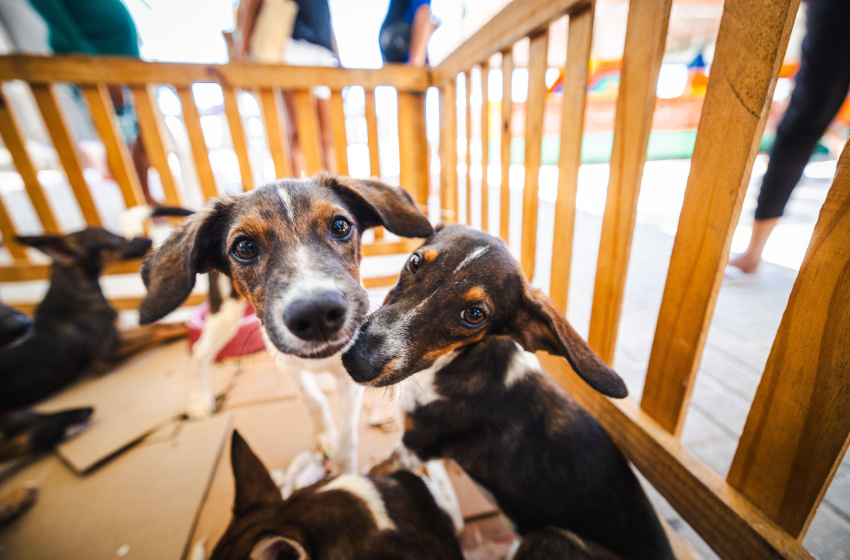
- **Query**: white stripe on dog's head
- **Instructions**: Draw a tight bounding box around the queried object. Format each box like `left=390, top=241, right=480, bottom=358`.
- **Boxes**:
left=319, top=475, right=396, bottom=531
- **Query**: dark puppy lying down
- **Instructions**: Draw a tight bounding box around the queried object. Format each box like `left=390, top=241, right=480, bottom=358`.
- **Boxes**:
left=343, top=224, right=674, bottom=560
left=210, top=431, right=463, bottom=560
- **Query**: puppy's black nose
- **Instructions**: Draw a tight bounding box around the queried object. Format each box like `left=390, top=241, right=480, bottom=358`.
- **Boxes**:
left=283, top=290, right=349, bottom=341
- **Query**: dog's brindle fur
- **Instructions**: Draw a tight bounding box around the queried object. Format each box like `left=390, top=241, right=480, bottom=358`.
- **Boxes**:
left=343, top=225, right=674, bottom=560
left=210, top=431, right=463, bottom=560
left=0, top=230, right=152, bottom=411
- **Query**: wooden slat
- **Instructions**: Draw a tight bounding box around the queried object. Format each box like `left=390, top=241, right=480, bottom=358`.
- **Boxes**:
left=519, top=30, right=549, bottom=280
left=222, top=86, right=254, bottom=191
left=433, top=0, right=590, bottom=85
left=364, top=89, right=381, bottom=178
left=176, top=85, right=218, bottom=200
left=727, top=140, right=850, bottom=538
left=549, top=5, right=594, bottom=312
left=0, top=196, right=26, bottom=260
left=81, top=84, right=144, bottom=208
left=439, top=80, right=458, bottom=223
left=465, top=71, right=473, bottom=225
left=499, top=50, right=513, bottom=242
left=398, top=91, right=429, bottom=206
left=362, top=275, right=400, bottom=290
left=641, top=0, right=801, bottom=436
left=362, top=238, right=422, bottom=257
left=259, top=88, right=293, bottom=179
left=480, top=64, right=490, bottom=232
left=329, top=89, right=349, bottom=175
left=587, top=0, right=672, bottom=363
left=9, top=293, right=207, bottom=316
left=30, top=83, right=101, bottom=226
left=133, top=84, right=181, bottom=205
left=538, top=353, right=814, bottom=560
left=292, top=90, right=323, bottom=176
left=0, top=55, right=430, bottom=91
left=0, top=88, right=59, bottom=233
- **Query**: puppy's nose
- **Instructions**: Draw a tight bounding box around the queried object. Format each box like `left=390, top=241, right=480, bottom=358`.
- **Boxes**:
left=283, top=290, right=349, bottom=341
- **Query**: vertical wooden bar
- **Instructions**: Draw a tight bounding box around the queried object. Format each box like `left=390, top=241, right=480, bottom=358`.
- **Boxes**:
left=480, top=64, right=490, bottom=232
left=133, top=84, right=182, bottom=205
left=465, top=71, right=473, bottom=225
left=0, top=197, right=26, bottom=259
left=176, top=85, right=218, bottom=201
left=587, top=0, right=672, bottom=362
left=222, top=86, right=254, bottom=191
left=0, top=88, right=59, bottom=232
left=292, top=90, right=322, bottom=176
left=499, top=50, right=513, bottom=241
left=81, top=84, right=144, bottom=208
left=520, top=30, right=549, bottom=280
left=398, top=91, right=429, bottom=207
left=727, top=140, right=850, bottom=538
left=259, top=88, right=293, bottom=179
left=364, top=89, right=381, bottom=178
left=329, top=89, right=349, bottom=175
left=550, top=6, right=594, bottom=312
left=30, top=83, right=101, bottom=226
left=641, top=0, right=801, bottom=436
left=439, top=79, right=458, bottom=223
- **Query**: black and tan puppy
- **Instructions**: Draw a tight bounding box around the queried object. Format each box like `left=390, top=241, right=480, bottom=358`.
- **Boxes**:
left=0, top=230, right=154, bottom=411
left=209, top=431, right=463, bottom=560
left=342, top=225, right=674, bottom=560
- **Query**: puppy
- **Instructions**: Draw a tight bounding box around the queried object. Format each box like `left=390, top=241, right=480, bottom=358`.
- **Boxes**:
left=139, top=174, right=432, bottom=473
left=342, top=225, right=674, bottom=560
left=209, top=431, right=464, bottom=560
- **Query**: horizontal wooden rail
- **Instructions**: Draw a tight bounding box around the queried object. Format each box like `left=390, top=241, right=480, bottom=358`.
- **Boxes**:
left=432, top=0, right=590, bottom=84
left=0, top=55, right=430, bottom=91
left=539, top=353, right=814, bottom=560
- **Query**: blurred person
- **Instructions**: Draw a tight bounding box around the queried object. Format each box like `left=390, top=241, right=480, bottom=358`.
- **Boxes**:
left=380, top=0, right=438, bottom=67
left=232, top=0, right=339, bottom=176
left=729, top=0, right=850, bottom=274
left=27, top=0, right=158, bottom=206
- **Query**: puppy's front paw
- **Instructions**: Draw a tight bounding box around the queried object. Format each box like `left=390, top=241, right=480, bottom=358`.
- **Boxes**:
left=315, top=428, right=339, bottom=460
left=186, top=390, right=216, bottom=420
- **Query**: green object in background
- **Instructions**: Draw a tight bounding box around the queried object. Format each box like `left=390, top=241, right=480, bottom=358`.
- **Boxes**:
left=28, top=0, right=140, bottom=57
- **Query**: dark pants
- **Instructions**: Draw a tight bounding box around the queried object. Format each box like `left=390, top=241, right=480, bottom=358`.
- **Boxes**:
left=755, top=0, right=850, bottom=220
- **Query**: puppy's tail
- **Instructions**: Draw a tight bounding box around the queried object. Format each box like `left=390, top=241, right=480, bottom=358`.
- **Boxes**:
left=119, top=205, right=195, bottom=239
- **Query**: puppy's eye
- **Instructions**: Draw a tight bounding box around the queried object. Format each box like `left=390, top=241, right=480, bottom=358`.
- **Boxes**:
left=330, top=217, right=353, bottom=239
left=232, top=237, right=259, bottom=261
left=460, top=307, right=486, bottom=326
left=407, top=253, right=422, bottom=273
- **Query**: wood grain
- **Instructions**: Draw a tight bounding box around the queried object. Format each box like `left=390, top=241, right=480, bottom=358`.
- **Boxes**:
left=0, top=87, right=59, bottom=232
left=550, top=6, right=594, bottom=312
left=0, top=196, right=25, bottom=259
left=329, top=89, right=349, bottom=175
left=587, top=0, right=672, bottom=363
left=292, top=90, right=323, bottom=175
left=640, top=0, right=801, bottom=436
left=727, top=140, right=850, bottom=538
left=364, top=89, right=381, bottom=178
left=520, top=30, right=549, bottom=280
left=177, top=85, right=219, bottom=200
left=440, top=80, right=458, bottom=223
left=480, top=64, right=490, bottom=232
left=222, top=86, right=254, bottom=191
left=133, top=84, right=182, bottom=205
left=259, top=88, right=293, bottom=179
left=398, top=91, right=429, bottom=206
left=499, top=50, right=513, bottom=242
left=465, top=71, right=473, bottom=225
left=31, top=83, right=101, bottom=226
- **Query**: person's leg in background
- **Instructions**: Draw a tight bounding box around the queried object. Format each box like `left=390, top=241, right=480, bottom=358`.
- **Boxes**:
left=730, top=0, right=850, bottom=273
left=407, top=3, right=438, bottom=67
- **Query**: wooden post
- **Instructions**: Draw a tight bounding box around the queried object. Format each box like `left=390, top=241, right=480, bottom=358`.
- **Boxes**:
left=0, top=88, right=59, bottom=232
left=259, top=88, right=293, bottom=179
left=31, top=83, right=101, bottom=226
left=364, top=89, right=381, bottom=178
left=499, top=49, right=513, bottom=241
left=520, top=30, right=549, bottom=280
left=550, top=5, right=594, bottom=312
left=640, top=0, right=802, bottom=436
left=480, top=64, right=490, bottom=232
left=329, top=89, right=349, bottom=175
left=439, top=80, right=458, bottom=223
left=0, top=197, right=25, bottom=260
left=398, top=91, right=429, bottom=207
left=292, top=90, right=322, bottom=175
left=222, top=86, right=254, bottom=191
left=133, top=84, right=182, bottom=205
left=465, top=71, right=473, bottom=225
left=727, top=140, right=850, bottom=538
left=176, top=85, right=219, bottom=200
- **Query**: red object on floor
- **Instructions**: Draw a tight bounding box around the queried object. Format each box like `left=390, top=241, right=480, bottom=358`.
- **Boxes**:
left=187, top=302, right=266, bottom=360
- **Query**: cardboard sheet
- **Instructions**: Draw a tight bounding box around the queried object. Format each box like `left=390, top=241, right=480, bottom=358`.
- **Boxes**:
left=0, top=414, right=233, bottom=560
left=222, top=355, right=334, bottom=410
left=33, top=341, right=239, bottom=473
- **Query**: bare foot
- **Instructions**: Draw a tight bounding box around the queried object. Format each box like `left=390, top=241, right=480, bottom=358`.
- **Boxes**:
left=728, top=252, right=761, bottom=274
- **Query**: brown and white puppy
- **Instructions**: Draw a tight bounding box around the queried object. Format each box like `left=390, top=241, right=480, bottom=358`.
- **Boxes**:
left=209, top=431, right=464, bottom=560
left=139, top=174, right=432, bottom=472
left=342, top=225, right=674, bottom=560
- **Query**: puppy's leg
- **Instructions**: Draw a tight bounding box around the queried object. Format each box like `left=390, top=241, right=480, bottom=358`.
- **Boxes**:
left=333, top=371, right=364, bottom=474
left=368, top=440, right=424, bottom=475
left=424, top=459, right=464, bottom=534
left=285, top=369, right=338, bottom=460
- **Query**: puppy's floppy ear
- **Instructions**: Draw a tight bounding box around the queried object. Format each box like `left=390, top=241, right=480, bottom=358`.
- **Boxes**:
left=320, top=173, right=433, bottom=238
left=230, top=431, right=283, bottom=517
left=16, top=235, right=79, bottom=263
left=251, top=536, right=308, bottom=560
left=139, top=199, right=231, bottom=324
left=511, top=287, right=628, bottom=398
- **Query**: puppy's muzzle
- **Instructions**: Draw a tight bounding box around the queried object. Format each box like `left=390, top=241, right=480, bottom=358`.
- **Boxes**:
left=342, top=332, right=393, bottom=384
left=283, top=290, right=349, bottom=342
